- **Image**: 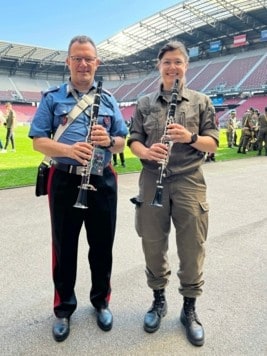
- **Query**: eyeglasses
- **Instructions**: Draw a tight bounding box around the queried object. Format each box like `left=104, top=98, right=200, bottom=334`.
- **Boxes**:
left=70, top=56, right=97, bottom=64
left=161, top=60, right=185, bottom=67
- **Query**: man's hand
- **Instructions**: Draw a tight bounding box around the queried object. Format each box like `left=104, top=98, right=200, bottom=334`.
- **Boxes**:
left=91, top=124, right=110, bottom=147
left=68, top=142, right=93, bottom=166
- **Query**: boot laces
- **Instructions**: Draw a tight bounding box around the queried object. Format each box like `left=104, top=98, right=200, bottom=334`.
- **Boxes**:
left=184, top=303, right=201, bottom=325
left=150, top=290, right=165, bottom=313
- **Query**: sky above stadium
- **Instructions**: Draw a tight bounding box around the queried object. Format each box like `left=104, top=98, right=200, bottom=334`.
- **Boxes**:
left=2, top=0, right=179, bottom=50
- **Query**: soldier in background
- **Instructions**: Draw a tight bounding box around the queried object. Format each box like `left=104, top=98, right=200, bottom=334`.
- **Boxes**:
left=237, top=107, right=255, bottom=154
left=257, top=106, right=267, bottom=156
left=226, top=110, right=237, bottom=148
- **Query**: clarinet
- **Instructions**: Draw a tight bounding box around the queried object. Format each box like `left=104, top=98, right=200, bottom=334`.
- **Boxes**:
left=151, top=78, right=179, bottom=208
left=73, top=81, right=102, bottom=209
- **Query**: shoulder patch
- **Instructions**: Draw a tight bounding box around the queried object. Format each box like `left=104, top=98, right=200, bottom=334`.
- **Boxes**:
left=42, top=86, right=60, bottom=96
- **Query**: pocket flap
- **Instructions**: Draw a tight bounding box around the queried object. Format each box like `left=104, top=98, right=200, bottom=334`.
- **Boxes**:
left=199, top=201, right=209, bottom=212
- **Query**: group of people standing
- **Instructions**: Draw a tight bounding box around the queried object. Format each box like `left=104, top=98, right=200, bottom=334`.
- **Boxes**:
left=29, top=35, right=218, bottom=348
left=226, top=106, right=267, bottom=155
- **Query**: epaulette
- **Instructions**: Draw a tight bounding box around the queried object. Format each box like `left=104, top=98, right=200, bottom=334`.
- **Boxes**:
left=42, top=86, right=60, bottom=96
left=102, top=87, right=112, bottom=97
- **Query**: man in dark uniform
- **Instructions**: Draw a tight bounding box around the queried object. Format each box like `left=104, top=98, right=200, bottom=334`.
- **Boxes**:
left=29, top=35, right=128, bottom=342
left=128, top=41, right=219, bottom=347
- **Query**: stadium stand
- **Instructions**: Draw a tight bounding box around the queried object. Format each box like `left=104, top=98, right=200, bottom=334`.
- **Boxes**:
left=0, top=1, right=266, bottom=125
left=240, top=54, right=267, bottom=90
left=188, top=60, right=229, bottom=91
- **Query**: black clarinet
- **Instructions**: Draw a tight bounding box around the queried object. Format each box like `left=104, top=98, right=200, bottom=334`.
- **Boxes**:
left=73, top=81, right=102, bottom=209
left=151, top=78, right=179, bottom=208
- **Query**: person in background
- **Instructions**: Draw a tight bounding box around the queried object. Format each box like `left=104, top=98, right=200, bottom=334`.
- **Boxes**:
left=28, top=35, right=128, bottom=342
left=205, top=151, right=215, bottom=162
left=0, top=110, right=3, bottom=149
left=237, top=108, right=258, bottom=153
left=226, top=110, right=238, bottom=148
left=128, top=41, right=219, bottom=347
left=206, top=112, right=219, bottom=162
left=257, top=106, right=267, bottom=156
left=1, top=102, right=16, bottom=153
left=113, top=151, right=126, bottom=167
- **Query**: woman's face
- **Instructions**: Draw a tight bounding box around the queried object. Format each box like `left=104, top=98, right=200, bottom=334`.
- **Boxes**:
left=158, top=49, right=188, bottom=90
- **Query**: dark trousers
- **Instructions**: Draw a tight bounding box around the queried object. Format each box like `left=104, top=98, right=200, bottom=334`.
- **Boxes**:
left=113, top=153, right=125, bottom=165
left=4, top=128, right=15, bottom=149
left=48, top=165, right=117, bottom=318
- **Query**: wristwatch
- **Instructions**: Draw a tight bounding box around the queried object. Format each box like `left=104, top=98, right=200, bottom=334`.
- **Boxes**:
left=188, top=133, right=198, bottom=145
left=106, top=136, right=115, bottom=148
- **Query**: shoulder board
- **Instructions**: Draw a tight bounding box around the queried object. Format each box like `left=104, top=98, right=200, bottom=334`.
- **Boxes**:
left=42, top=86, right=60, bottom=96
left=101, top=88, right=112, bottom=96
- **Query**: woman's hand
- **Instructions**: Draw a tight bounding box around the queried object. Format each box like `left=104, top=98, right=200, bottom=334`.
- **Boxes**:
left=167, top=123, right=191, bottom=143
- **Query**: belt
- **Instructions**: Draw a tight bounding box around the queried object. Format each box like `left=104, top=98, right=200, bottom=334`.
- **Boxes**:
left=53, top=161, right=85, bottom=175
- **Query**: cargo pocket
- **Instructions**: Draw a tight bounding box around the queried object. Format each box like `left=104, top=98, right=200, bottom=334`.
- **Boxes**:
left=198, top=201, right=209, bottom=243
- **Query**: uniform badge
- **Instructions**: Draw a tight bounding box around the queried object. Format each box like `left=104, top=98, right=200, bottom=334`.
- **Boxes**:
left=61, top=115, right=68, bottom=126
left=103, top=116, right=111, bottom=127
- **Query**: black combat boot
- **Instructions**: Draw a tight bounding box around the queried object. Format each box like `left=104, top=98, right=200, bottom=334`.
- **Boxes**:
left=180, top=297, right=205, bottom=347
left=144, top=289, right=167, bottom=333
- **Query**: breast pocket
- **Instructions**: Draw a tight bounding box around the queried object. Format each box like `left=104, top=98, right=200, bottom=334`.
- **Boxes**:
left=180, top=104, right=200, bottom=132
left=143, top=107, right=166, bottom=143
left=53, top=103, right=73, bottom=127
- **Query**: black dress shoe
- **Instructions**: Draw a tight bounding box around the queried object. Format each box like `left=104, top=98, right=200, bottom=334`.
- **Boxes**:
left=52, top=317, right=70, bottom=342
left=96, top=308, right=113, bottom=331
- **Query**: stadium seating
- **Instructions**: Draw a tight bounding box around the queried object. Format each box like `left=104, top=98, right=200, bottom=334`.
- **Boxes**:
left=121, top=75, right=159, bottom=101
left=0, top=47, right=266, bottom=125
left=205, top=54, right=262, bottom=91
left=20, top=91, right=42, bottom=102
left=240, top=55, right=267, bottom=90
left=0, top=90, right=14, bottom=101
left=120, top=105, right=136, bottom=120
left=188, top=60, right=229, bottom=91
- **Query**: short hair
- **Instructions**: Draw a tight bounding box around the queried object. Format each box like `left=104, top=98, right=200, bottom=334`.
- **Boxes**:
left=68, top=35, right=97, bottom=55
left=157, top=41, right=189, bottom=63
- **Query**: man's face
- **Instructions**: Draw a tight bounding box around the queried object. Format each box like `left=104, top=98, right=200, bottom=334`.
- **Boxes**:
left=158, top=49, right=188, bottom=90
left=66, top=41, right=100, bottom=88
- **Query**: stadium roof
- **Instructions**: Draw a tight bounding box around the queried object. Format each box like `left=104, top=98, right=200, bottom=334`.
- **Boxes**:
left=0, top=0, right=266, bottom=79
left=97, top=0, right=267, bottom=60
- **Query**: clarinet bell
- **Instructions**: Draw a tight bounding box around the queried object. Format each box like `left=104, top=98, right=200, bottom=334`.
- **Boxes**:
left=73, top=188, right=88, bottom=209
left=150, top=185, right=164, bottom=208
